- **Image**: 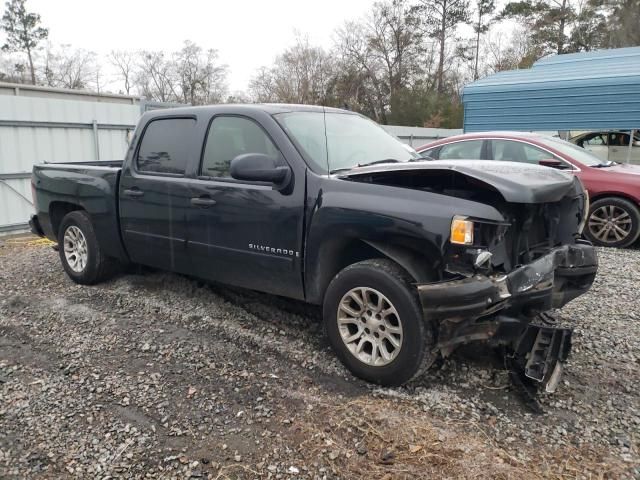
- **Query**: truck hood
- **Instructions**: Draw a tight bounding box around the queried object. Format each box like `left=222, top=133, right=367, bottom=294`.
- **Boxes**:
left=340, top=159, right=580, bottom=203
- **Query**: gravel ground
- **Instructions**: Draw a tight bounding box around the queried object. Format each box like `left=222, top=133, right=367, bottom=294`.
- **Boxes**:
left=0, top=237, right=638, bottom=479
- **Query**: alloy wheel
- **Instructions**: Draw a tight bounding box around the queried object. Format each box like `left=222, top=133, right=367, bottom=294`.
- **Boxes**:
left=63, top=225, right=88, bottom=273
left=588, top=205, right=632, bottom=244
left=337, top=287, right=403, bottom=367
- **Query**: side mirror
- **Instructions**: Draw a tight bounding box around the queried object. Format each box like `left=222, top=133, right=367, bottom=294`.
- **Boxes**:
left=539, top=158, right=569, bottom=169
left=230, top=153, right=292, bottom=188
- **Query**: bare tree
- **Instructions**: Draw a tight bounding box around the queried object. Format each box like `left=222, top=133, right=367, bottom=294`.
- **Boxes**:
left=335, top=0, right=425, bottom=123
left=134, top=50, right=179, bottom=102
left=109, top=50, right=135, bottom=94
left=174, top=40, right=228, bottom=105
left=43, top=44, right=96, bottom=90
left=249, top=34, right=334, bottom=105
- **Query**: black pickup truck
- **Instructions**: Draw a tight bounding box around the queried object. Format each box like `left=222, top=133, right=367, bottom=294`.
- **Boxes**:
left=30, top=104, right=597, bottom=390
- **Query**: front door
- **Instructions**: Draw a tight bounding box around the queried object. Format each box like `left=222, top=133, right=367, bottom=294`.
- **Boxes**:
left=119, top=116, right=196, bottom=273
left=186, top=114, right=305, bottom=299
left=581, top=132, right=609, bottom=161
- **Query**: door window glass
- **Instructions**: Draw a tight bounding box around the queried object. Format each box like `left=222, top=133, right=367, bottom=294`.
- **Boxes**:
left=491, top=140, right=551, bottom=164
left=201, top=116, right=279, bottom=178
left=609, top=132, right=630, bottom=146
left=582, top=133, right=608, bottom=146
left=438, top=140, right=484, bottom=160
left=137, top=118, right=195, bottom=175
left=420, top=147, right=439, bottom=159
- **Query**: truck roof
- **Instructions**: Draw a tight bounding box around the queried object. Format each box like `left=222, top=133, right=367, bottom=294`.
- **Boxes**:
left=143, top=103, right=355, bottom=119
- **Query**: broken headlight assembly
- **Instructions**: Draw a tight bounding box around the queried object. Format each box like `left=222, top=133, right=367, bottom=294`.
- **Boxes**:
left=446, top=217, right=510, bottom=276
left=450, top=216, right=474, bottom=245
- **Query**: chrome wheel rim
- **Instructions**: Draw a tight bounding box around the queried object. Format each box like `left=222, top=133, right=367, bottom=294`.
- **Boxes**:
left=588, top=205, right=632, bottom=244
left=63, top=226, right=88, bottom=273
left=337, top=287, right=403, bottom=367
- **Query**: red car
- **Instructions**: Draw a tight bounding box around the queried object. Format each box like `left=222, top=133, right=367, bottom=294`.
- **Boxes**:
left=417, top=132, right=640, bottom=248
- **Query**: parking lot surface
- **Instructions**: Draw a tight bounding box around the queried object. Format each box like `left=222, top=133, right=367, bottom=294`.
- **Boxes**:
left=1, top=239, right=638, bottom=479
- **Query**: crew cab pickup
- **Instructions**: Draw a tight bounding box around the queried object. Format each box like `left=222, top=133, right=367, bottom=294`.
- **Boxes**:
left=30, top=104, right=598, bottom=389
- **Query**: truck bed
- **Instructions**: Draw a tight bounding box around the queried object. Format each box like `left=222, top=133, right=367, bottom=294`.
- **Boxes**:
left=31, top=161, right=127, bottom=262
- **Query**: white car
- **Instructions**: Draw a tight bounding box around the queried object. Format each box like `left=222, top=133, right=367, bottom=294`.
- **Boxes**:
left=570, top=131, right=640, bottom=164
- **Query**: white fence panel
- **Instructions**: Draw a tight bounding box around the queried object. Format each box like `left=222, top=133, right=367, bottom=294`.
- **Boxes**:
left=0, top=86, right=140, bottom=234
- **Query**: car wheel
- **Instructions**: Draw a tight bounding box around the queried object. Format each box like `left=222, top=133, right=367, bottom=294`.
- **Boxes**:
left=323, top=259, right=436, bottom=386
left=58, top=210, right=119, bottom=284
left=584, top=197, right=640, bottom=248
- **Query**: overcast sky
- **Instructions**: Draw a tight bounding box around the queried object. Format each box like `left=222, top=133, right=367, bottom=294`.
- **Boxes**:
left=26, top=0, right=376, bottom=92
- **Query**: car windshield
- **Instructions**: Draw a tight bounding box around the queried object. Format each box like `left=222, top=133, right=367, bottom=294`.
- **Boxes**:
left=539, top=136, right=611, bottom=167
left=274, top=111, right=420, bottom=173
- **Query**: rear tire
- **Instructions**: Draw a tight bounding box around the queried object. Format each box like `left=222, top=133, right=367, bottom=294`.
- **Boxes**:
left=323, top=259, right=436, bottom=386
left=58, top=211, right=119, bottom=285
left=584, top=197, right=640, bottom=248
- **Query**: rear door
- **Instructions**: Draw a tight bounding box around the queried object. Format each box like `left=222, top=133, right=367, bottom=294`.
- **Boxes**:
left=488, top=139, right=575, bottom=170
left=119, top=116, right=196, bottom=273
left=186, top=113, right=306, bottom=299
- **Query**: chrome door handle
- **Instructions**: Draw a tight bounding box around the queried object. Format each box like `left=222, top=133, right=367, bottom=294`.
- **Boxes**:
left=190, top=197, right=217, bottom=207
left=123, top=188, right=144, bottom=198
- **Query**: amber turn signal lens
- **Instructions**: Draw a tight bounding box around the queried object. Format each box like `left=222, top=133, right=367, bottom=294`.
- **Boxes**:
left=451, top=216, right=474, bottom=245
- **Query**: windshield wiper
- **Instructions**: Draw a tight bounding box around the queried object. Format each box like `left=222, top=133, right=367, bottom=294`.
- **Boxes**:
left=357, top=159, right=401, bottom=168
left=329, top=167, right=355, bottom=174
left=329, top=158, right=404, bottom=175
left=592, top=161, right=616, bottom=168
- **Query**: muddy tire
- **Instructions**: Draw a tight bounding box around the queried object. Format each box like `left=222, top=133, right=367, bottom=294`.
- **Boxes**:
left=58, top=211, right=119, bottom=285
left=323, top=259, right=436, bottom=386
left=584, top=197, right=640, bottom=248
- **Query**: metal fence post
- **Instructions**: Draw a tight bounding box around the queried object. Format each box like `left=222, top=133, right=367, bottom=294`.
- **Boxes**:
left=627, top=129, right=636, bottom=164
left=92, top=120, right=100, bottom=161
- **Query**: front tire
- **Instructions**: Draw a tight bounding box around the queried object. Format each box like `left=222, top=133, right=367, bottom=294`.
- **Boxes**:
left=323, top=259, right=436, bottom=386
left=584, top=197, right=640, bottom=248
left=58, top=211, right=119, bottom=285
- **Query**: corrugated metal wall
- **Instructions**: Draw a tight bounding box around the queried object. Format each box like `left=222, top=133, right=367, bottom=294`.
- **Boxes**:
left=463, top=46, right=640, bottom=132
left=0, top=84, right=140, bottom=233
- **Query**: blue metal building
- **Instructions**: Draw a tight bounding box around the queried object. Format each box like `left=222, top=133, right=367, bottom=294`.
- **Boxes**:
left=462, top=46, right=640, bottom=132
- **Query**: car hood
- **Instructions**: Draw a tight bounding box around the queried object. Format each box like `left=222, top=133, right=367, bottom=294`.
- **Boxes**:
left=340, top=160, right=580, bottom=203
left=597, top=163, right=640, bottom=176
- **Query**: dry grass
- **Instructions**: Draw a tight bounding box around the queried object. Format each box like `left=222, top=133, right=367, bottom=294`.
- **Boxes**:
left=295, top=398, right=629, bottom=480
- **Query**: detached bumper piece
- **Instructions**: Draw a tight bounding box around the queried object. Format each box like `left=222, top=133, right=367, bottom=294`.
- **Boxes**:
left=511, top=324, right=572, bottom=393
left=417, top=242, right=597, bottom=321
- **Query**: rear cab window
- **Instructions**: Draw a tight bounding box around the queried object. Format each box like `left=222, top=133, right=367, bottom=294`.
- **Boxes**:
left=137, top=118, right=196, bottom=175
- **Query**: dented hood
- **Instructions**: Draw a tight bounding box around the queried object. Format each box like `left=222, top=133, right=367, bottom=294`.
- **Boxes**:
left=340, top=159, right=580, bottom=203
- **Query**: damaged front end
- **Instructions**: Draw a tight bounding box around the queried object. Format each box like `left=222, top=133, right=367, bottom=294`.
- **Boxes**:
left=419, top=242, right=596, bottom=392
left=342, top=160, right=598, bottom=393
left=415, top=168, right=597, bottom=394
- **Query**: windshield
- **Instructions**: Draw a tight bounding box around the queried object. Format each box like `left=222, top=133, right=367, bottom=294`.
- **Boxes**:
left=538, top=136, right=612, bottom=167
left=274, top=111, right=420, bottom=173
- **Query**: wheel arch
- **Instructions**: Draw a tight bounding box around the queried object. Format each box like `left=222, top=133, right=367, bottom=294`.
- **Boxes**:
left=50, top=201, right=85, bottom=239
left=306, top=236, right=441, bottom=305
left=589, top=191, right=640, bottom=205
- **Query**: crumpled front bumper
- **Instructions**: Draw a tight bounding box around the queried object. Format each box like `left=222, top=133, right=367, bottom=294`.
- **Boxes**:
left=417, top=241, right=597, bottom=322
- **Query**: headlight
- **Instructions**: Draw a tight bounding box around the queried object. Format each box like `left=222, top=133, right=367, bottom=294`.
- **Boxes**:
left=450, top=216, right=474, bottom=245
left=577, top=190, right=589, bottom=234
